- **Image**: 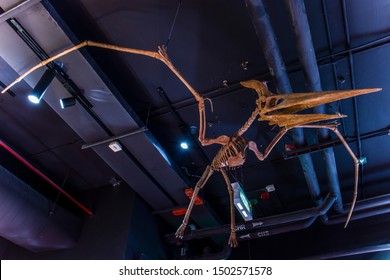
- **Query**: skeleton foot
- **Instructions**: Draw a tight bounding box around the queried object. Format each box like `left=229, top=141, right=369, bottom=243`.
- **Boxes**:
left=175, top=223, right=187, bottom=239
left=228, top=232, right=238, bottom=248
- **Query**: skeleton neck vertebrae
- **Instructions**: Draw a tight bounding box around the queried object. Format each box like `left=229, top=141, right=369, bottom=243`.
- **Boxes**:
left=1, top=41, right=381, bottom=248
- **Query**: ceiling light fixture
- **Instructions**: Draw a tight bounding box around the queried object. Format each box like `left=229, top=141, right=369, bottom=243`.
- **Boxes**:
left=108, top=141, right=122, bottom=152
left=60, top=97, right=76, bottom=109
left=27, top=69, right=55, bottom=104
left=180, top=142, right=189, bottom=150
left=232, top=182, right=253, bottom=221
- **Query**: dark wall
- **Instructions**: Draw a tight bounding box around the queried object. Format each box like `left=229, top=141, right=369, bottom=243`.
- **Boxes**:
left=0, top=184, right=168, bottom=259
left=0, top=237, right=8, bottom=259
left=125, top=196, right=169, bottom=260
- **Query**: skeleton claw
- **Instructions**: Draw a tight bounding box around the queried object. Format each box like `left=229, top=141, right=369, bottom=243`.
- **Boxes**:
left=175, top=223, right=187, bottom=239
left=157, top=45, right=170, bottom=61
left=228, top=232, right=238, bottom=248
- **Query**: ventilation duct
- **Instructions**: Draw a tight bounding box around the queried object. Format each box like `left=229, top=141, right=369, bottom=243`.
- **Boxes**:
left=244, top=0, right=326, bottom=217
left=0, top=165, right=82, bottom=252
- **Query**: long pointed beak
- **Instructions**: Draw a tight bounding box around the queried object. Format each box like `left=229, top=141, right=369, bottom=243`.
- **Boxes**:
left=241, top=79, right=381, bottom=114
left=264, top=87, right=382, bottom=114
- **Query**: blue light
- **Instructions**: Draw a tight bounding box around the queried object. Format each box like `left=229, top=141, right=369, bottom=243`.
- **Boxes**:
left=28, top=94, right=40, bottom=104
left=180, top=142, right=189, bottom=150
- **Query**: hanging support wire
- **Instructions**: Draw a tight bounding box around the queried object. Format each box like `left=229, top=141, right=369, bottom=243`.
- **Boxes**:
left=49, top=170, right=70, bottom=216
left=165, top=0, right=182, bottom=50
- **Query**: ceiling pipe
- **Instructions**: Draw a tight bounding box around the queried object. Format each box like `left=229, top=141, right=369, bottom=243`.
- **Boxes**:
left=327, top=204, right=390, bottom=226
left=322, top=192, right=390, bottom=225
left=166, top=192, right=390, bottom=243
left=306, top=243, right=390, bottom=260
left=165, top=192, right=336, bottom=243
left=0, top=140, right=93, bottom=216
left=0, top=165, right=82, bottom=252
left=181, top=218, right=318, bottom=259
left=243, top=0, right=326, bottom=218
left=243, top=0, right=294, bottom=95
left=284, top=0, right=344, bottom=213
left=236, top=216, right=318, bottom=242
left=351, top=193, right=390, bottom=211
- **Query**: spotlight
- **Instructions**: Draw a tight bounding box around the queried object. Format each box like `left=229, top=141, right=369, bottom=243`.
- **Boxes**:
left=28, top=94, right=40, bottom=104
left=60, top=97, right=76, bottom=109
left=28, top=69, right=55, bottom=104
left=180, top=142, right=189, bottom=150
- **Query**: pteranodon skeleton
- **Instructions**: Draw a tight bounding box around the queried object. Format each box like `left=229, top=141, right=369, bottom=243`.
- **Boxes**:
left=1, top=41, right=381, bottom=247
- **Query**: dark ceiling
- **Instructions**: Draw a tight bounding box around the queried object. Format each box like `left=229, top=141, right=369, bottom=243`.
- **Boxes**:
left=0, top=0, right=390, bottom=259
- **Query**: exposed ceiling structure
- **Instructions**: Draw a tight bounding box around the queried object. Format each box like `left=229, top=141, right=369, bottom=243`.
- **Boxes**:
left=0, top=0, right=390, bottom=259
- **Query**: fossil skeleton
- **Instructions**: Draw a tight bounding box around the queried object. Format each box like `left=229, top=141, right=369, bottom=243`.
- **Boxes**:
left=1, top=41, right=381, bottom=247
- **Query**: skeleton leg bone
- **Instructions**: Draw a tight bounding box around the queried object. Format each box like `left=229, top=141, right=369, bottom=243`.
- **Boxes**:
left=198, top=99, right=207, bottom=144
left=248, top=127, right=288, bottom=161
left=220, top=168, right=238, bottom=248
left=296, top=123, right=359, bottom=228
left=249, top=123, right=358, bottom=227
left=175, top=165, right=214, bottom=239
